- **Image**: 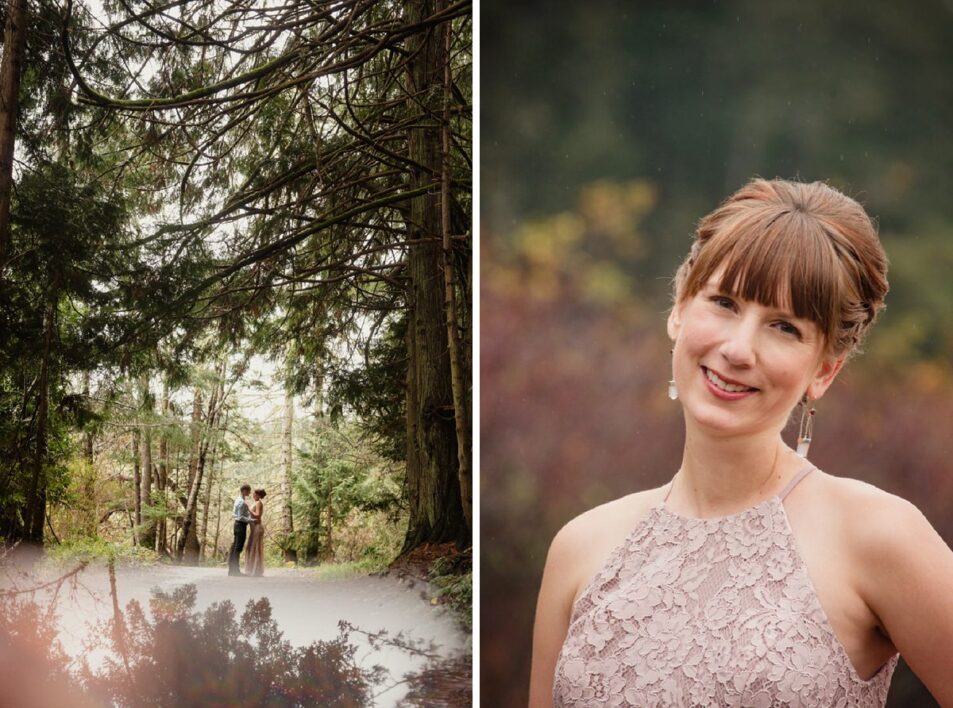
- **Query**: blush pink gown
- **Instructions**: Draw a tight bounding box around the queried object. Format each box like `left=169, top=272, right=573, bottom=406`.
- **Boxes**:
left=244, top=501, right=265, bottom=577
left=554, top=467, right=898, bottom=707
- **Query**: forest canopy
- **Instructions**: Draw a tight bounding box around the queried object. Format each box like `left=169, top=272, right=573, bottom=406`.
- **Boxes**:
left=0, top=0, right=471, bottom=563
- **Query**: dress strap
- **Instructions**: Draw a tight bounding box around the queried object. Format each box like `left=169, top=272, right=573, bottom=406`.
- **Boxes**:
left=663, top=477, right=675, bottom=502
left=778, top=465, right=816, bottom=501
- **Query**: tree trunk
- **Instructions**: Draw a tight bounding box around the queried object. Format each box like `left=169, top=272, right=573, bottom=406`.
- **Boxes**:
left=440, top=11, right=471, bottom=528
left=132, top=428, right=140, bottom=545
left=0, top=0, right=27, bottom=267
left=212, top=453, right=225, bottom=560
left=281, top=383, right=296, bottom=562
left=400, top=0, right=467, bottom=554
left=156, top=377, right=170, bottom=555
left=178, top=443, right=206, bottom=563
left=139, top=372, right=155, bottom=548
left=199, top=409, right=225, bottom=561
left=325, top=465, right=334, bottom=561
left=303, top=511, right=321, bottom=565
left=314, top=371, right=325, bottom=417
left=24, top=300, right=54, bottom=542
left=82, top=371, right=97, bottom=536
left=178, top=388, right=202, bottom=561
left=302, top=412, right=323, bottom=565
left=178, top=364, right=224, bottom=563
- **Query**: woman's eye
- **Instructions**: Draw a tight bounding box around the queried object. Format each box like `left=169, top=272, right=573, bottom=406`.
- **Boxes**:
left=711, top=296, right=735, bottom=310
left=775, top=321, right=801, bottom=338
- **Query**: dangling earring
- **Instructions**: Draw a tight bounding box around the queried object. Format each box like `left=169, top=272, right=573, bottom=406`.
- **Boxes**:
left=796, top=395, right=816, bottom=457
left=668, top=347, right=678, bottom=400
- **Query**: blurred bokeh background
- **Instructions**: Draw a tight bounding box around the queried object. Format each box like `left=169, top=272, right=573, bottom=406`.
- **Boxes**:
left=481, top=2, right=953, bottom=705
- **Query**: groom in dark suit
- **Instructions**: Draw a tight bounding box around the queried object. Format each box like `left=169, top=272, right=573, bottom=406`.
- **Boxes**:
left=228, top=484, right=252, bottom=576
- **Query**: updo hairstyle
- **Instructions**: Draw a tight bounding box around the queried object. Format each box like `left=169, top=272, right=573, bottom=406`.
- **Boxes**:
left=673, top=178, right=889, bottom=360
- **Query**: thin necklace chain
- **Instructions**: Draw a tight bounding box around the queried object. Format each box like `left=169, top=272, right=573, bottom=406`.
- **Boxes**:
left=675, top=442, right=788, bottom=516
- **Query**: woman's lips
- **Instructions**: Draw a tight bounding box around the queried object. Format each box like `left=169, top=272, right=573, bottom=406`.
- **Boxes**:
left=701, top=366, right=759, bottom=400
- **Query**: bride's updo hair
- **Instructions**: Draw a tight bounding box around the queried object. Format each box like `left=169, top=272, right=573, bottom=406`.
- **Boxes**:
left=673, top=178, right=889, bottom=359
left=255, top=488, right=266, bottom=498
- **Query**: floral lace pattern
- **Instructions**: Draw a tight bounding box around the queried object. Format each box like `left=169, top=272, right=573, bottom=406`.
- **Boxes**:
left=554, top=496, right=898, bottom=707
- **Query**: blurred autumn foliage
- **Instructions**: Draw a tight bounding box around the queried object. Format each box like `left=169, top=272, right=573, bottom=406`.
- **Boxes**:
left=481, top=180, right=953, bottom=707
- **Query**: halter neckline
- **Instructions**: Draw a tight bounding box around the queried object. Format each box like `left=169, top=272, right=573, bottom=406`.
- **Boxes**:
left=660, top=464, right=816, bottom=521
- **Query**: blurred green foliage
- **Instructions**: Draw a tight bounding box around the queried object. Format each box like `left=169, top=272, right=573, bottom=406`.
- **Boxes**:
left=484, top=0, right=953, bottom=366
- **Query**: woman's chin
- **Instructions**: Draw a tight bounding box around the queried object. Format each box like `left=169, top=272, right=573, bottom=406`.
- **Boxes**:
left=683, top=406, right=793, bottom=444
left=681, top=400, right=761, bottom=436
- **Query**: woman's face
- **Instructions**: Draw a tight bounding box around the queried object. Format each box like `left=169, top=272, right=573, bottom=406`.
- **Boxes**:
left=253, top=491, right=261, bottom=501
left=667, top=275, right=844, bottom=440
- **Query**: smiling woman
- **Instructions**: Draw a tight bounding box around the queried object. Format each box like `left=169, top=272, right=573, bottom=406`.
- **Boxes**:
left=528, top=178, right=953, bottom=707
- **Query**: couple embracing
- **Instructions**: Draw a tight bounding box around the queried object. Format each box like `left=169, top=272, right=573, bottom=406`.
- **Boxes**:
left=228, top=483, right=267, bottom=577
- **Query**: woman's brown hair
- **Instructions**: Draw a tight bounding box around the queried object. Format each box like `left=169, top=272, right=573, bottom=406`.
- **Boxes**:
left=673, top=178, right=889, bottom=359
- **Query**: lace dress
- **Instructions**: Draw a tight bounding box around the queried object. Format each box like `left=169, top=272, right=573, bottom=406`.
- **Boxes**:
left=553, top=467, right=898, bottom=707
left=244, top=501, right=265, bottom=577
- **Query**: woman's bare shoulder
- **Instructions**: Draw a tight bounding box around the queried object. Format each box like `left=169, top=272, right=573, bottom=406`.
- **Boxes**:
left=819, top=469, right=953, bottom=698
left=546, top=484, right=669, bottom=600
left=558, top=485, right=667, bottom=542
left=809, top=470, right=929, bottom=549
left=815, top=470, right=914, bottom=511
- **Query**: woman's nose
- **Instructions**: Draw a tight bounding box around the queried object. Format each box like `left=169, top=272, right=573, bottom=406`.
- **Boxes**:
left=719, top=321, right=758, bottom=368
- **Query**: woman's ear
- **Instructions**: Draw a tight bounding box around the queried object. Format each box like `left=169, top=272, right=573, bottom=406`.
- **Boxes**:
left=807, top=354, right=846, bottom=400
left=667, top=303, right=683, bottom=342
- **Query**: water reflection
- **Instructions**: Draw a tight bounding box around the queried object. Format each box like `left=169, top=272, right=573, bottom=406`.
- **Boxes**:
left=0, top=559, right=470, bottom=707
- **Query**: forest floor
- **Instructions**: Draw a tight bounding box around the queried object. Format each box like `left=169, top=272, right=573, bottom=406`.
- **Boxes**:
left=387, top=541, right=472, bottom=629
left=0, top=553, right=470, bottom=707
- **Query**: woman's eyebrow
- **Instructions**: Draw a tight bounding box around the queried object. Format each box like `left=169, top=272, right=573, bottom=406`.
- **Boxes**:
left=702, top=280, right=730, bottom=294
left=765, top=306, right=817, bottom=330
left=707, top=288, right=809, bottom=321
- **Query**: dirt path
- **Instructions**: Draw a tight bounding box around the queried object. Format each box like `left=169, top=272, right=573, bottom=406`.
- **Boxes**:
left=3, top=561, right=469, bottom=707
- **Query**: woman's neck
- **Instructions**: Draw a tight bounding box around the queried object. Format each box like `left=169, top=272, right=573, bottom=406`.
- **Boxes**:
left=669, top=425, right=801, bottom=518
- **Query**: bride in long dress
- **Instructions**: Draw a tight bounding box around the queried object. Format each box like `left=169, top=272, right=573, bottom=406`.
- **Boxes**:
left=244, top=488, right=266, bottom=577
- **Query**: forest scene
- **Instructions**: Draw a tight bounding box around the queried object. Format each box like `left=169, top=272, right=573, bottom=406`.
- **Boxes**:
left=0, top=0, right=471, bottom=705
left=482, top=2, right=953, bottom=707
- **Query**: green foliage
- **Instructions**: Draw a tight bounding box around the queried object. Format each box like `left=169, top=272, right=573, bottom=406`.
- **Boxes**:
left=294, top=419, right=403, bottom=563
left=45, top=537, right=158, bottom=566
left=347, top=510, right=405, bottom=568
left=139, top=492, right=177, bottom=527
left=2, top=0, right=472, bottom=564
left=429, top=563, right=473, bottom=632
left=0, top=159, right=134, bottom=541
left=313, top=558, right=391, bottom=579
left=48, top=456, right=97, bottom=538
left=327, top=314, right=409, bottom=463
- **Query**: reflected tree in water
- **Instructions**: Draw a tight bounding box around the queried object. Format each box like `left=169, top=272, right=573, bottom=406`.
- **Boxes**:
left=400, top=654, right=472, bottom=707
left=1, top=567, right=470, bottom=707
left=83, top=584, right=383, bottom=707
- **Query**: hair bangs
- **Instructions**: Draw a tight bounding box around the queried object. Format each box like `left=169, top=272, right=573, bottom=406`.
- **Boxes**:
left=683, top=208, right=844, bottom=346
left=675, top=179, right=888, bottom=359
